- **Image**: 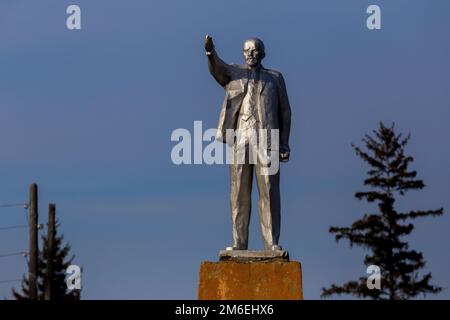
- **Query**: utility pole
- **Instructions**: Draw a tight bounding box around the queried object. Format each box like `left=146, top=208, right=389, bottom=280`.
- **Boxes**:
left=28, top=183, right=39, bottom=300
left=44, top=203, right=56, bottom=300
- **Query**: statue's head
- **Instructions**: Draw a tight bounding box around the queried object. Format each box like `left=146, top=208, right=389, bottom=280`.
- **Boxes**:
left=243, top=38, right=265, bottom=68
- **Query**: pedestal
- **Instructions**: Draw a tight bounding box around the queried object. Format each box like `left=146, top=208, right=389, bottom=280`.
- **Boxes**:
left=198, top=251, right=303, bottom=300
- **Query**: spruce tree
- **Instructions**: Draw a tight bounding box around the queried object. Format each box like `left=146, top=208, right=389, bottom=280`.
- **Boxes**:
left=322, top=122, right=443, bottom=300
left=12, top=220, right=80, bottom=300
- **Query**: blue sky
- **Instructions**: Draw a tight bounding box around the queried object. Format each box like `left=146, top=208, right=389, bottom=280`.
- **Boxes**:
left=1, top=0, right=449, bottom=299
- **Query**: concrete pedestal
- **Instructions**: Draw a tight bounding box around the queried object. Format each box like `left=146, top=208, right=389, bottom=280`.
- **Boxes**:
left=198, top=251, right=303, bottom=300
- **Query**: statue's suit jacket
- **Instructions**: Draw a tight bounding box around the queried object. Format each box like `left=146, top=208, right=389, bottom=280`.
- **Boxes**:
left=207, top=50, right=292, bottom=153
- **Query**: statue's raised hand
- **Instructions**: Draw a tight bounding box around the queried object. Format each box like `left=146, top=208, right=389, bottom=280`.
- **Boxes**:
left=205, top=35, right=214, bottom=53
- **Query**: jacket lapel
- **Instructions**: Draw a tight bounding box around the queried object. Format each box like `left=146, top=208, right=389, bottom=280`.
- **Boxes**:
left=259, top=69, right=267, bottom=95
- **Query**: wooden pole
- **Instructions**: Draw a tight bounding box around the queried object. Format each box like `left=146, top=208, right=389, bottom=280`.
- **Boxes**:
left=28, top=183, right=38, bottom=300
left=44, top=203, right=56, bottom=300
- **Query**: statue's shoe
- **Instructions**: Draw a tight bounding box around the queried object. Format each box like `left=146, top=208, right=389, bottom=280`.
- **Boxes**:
left=270, top=245, right=283, bottom=251
left=225, top=245, right=282, bottom=251
left=225, top=245, right=247, bottom=251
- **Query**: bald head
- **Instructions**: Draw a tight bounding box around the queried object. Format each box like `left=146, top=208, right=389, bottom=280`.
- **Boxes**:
left=243, top=38, right=265, bottom=68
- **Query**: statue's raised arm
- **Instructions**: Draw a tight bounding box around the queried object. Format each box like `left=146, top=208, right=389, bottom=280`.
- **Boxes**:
left=205, top=35, right=231, bottom=87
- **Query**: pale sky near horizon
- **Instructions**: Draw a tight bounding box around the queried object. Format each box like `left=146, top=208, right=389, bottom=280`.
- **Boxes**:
left=1, top=0, right=450, bottom=299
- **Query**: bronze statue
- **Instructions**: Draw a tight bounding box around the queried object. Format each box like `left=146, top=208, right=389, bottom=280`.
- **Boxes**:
left=205, top=35, right=292, bottom=251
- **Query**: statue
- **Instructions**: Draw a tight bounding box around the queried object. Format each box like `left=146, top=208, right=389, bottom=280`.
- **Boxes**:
left=205, top=35, right=292, bottom=252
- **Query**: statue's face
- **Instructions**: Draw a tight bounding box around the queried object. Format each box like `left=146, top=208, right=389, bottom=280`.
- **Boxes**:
left=243, top=40, right=264, bottom=68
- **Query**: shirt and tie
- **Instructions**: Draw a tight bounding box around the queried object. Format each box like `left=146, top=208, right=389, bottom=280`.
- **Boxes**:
left=236, top=68, right=260, bottom=147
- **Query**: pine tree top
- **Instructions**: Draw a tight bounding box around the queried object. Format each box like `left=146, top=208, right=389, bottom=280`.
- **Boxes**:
left=322, top=122, right=443, bottom=300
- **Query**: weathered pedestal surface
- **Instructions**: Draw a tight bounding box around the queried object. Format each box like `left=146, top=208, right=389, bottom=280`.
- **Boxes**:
left=198, top=251, right=303, bottom=300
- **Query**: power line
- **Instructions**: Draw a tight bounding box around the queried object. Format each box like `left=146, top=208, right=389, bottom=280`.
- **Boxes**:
left=0, top=279, right=21, bottom=285
left=0, top=202, right=28, bottom=209
left=0, top=251, right=27, bottom=259
left=0, top=189, right=34, bottom=297
left=0, top=224, right=43, bottom=232
left=0, top=202, right=29, bottom=224
left=0, top=225, right=28, bottom=231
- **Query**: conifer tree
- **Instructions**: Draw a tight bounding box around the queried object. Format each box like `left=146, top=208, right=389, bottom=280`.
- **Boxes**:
left=12, top=220, right=80, bottom=300
left=322, top=122, right=443, bottom=299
